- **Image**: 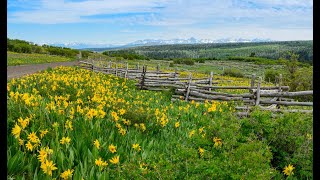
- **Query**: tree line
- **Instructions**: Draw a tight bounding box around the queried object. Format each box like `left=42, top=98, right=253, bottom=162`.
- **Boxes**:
left=7, top=38, right=92, bottom=59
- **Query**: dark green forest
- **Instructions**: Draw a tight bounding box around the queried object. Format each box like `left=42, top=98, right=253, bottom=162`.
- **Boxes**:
left=103, top=41, right=313, bottom=64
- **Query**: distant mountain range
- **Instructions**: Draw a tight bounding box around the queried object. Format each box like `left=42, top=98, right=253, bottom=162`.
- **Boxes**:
left=44, top=37, right=273, bottom=51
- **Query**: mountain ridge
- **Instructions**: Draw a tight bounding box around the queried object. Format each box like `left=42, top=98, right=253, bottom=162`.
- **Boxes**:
left=45, top=37, right=274, bottom=50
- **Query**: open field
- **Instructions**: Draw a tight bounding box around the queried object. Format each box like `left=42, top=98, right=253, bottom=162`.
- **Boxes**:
left=92, top=58, right=284, bottom=80
left=7, top=52, right=75, bottom=66
left=100, top=40, right=313, bottom=64
left=7, top=66, right=312, bottom=179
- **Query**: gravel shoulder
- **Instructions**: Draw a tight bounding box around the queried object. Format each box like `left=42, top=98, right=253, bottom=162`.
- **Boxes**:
left=7, top=61, right=79, bottom=80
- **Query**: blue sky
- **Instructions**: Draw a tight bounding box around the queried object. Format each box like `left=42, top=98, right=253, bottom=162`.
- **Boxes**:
left=7, top=0, right=313, bottom=45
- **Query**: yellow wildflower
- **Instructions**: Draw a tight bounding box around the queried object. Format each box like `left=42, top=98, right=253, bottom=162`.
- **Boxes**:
left=26, top=141, right=33, bottom=151
left=213, top=137, right=222, bottom=148
left=132, top=143, right=141, bottom=152
left=108, top=144, right=117, bottom=153
left=189, top=130, right=195, bottom=138
left=40, top=159, right=58, bottom=176
left=283, top=164, right=295, bottom=176
left=40, top=129, right=49, bottom=138
left=18, top=117, right=30, bottom=129
left=95, top=157, right=108, bottom=167
left=119, top=108, right=126, bottom=115
left=60, top=169, right=74, bottom=180
left=18, top=138, right=24, bottom=146
left=65, top=120, right=73, bottom=130
left=52, top=122, right=59, bottom=128
left=199, top=127, right=204, bottom=133
left=198, top=147, right=205, bottom=158
left=175, top=122, right=180, bottom=128
left=93, top=139, right=100, bottom=150
left=28, top=132, right=40, bottom=143
left=111, top=111, right=119, bottom=122
left=109, top=155, right=120, bottom=164
left=60, top=137, right=71, bottom=145
left=140, top=123, right=146, bottom=132
left=12, top=123, right=21, bottom=138
left=119, top=128, right=126, bottom=135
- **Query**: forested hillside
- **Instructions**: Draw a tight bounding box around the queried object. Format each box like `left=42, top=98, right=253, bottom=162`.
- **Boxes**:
left=7, top=38, right=93, bottom=59
left=104, top=41, right=313, bottom=64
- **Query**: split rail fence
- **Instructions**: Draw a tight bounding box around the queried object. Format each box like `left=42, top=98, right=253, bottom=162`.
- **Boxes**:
left=79, top=61, right=313, bottom=116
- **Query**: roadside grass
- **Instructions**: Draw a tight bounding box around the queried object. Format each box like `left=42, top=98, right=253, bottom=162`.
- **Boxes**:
left=7, top=51, right=75, bottom=66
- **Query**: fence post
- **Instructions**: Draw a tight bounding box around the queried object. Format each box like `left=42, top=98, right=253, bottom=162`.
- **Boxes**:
left=185, top=73, right=192, bottom=101
left=209, top=71, right=213, bottom=91
left=125, top=63, right=128, bottom=78
left=157, top=64, right=160, bottom=72
left=255, top=77, right=262, bottom=106
left=116, top=63, right=118, bottom=76
left=250, top=74, right=256, bottom=90
left=277, top=74, right=282, bottom=109
left=140, top=66, right=146, bottom=90
left=174, top=68, right=178, bottom=79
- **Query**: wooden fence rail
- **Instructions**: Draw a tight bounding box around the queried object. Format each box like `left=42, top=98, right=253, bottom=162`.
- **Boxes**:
left=78, top=61, right=313, bottom=115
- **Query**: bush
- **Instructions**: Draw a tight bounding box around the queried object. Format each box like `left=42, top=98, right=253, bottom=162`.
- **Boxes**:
left=222, top=68, right=244, bottom=78
left=264, top=69, right=280, bottom=84
left=195, top=59, right=205, bottom=63
left=169, top=62, right=174, bottom=67
left=173, top=59, right=195, bottom=65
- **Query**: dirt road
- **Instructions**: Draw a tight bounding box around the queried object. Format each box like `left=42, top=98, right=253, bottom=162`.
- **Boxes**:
left=7, top=61, right=79, bottom=80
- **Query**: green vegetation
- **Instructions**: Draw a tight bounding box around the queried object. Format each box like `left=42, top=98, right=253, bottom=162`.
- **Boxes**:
left=7, top=67, right=313, bottom=179
left=7, top=52, right=74, bottom=66
left=102, top=41, right=313, bottom=64
left=173, top=58, right=195, bottom=65
left=222, top=68, right=245, bottom=78
left=7, top=38, right=98, bottom=66
left=102, top=50, right=148, bottom=60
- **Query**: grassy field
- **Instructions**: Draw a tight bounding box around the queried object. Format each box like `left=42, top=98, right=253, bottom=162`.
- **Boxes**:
left=93, top=58, right=284, bottom=80
left=7, top=51, right=75, bottom=66
left=7, top=66, right=312, bottom=179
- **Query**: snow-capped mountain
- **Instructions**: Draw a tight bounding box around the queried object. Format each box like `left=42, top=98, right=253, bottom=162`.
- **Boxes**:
left=127, top=37, right=272, bottom=46
left=45, top=37, right=273, bottom=49
left=41, top=42, right=122, bottom=49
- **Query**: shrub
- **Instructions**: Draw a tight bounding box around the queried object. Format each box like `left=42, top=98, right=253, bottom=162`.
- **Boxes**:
left=222, top=68, right=244, bottom=78
left=264, top=69, right=280, bottom=84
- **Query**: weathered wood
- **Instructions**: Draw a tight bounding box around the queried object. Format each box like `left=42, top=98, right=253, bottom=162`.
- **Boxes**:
left=185, top=73, right=192, bottom=101
left=250, top=74, right=256, bottom=89
left=115, top=63, right=118, bottom=76
left=259, top=100, right=313, bottom=106
left=145, top=77, right=204, bottom=81
left=189, top=88, right=253, bottom=98
left=140, top=66, right=146, bottom=90
left=189, top=91, right=246, bottom=101
left=236, top=106, right=312, bottom=113
left=209, top=71, right=213, bottom=91
left=236, top=112, right=249, bottom=117
left=255, top=77, right=262, bottom=106
left=174, top=68, right=178, bottom=78
left=260, top=90, right=313, bottom=97
left=143, top=87, right=171, bottom=91
left=145, top=74, right=176, bottom=77
left=141, top=83, right=184, bottom=89
left=251, top=86, right=290, bottom=92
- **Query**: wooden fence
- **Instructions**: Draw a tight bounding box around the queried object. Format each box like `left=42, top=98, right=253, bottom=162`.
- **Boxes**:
left=79, top=61, right=313, bottom=115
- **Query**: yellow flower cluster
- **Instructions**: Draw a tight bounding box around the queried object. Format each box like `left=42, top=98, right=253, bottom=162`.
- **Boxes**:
left=213, top=137, right=223, bottom=148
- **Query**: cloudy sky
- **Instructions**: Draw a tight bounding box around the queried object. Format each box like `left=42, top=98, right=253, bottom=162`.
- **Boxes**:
left=7, top=0, right=313, bottom=45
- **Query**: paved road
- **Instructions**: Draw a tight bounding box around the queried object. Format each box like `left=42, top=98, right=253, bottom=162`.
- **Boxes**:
left=7, top=61, right=79, bottom=80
